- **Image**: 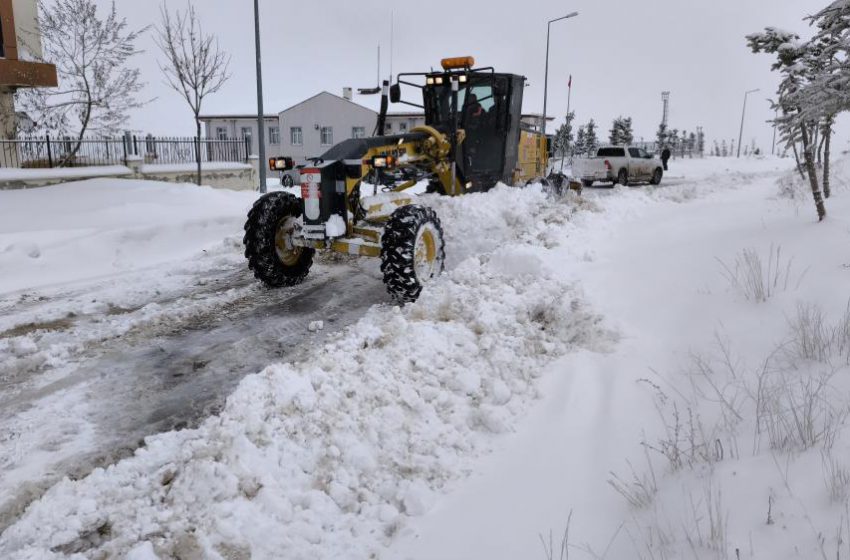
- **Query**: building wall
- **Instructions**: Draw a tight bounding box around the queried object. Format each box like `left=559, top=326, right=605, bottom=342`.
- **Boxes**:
left=1, top=0, right=55, bottom=145
left=279, top=92, right=378, bottom=164
left=202, top=117, right=281, bottom=159
left=384, top=114, right=426, bottom=135
left=200, top=96, right=431, bottom=168
left=11, top=0, right=41, bottom=57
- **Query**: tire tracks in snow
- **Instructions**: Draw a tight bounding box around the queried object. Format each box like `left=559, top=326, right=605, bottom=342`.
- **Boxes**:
left=0, top=254, right=387, bottom=534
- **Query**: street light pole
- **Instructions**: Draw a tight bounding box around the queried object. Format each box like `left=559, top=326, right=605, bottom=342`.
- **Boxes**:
left=253, top=0, right=267, bottom=193
left=542, top=11, right=579, bottom=140
left=737, top=88, right=760, bottom=158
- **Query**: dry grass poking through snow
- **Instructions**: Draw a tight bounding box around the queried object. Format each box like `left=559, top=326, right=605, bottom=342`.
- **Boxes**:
left=607, top=301, right=850, bottom=559
left=716, top=245, right=805, bottom=303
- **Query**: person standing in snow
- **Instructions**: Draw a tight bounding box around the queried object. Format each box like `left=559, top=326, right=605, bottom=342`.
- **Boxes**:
left=661, top=146, right=671, bottom=171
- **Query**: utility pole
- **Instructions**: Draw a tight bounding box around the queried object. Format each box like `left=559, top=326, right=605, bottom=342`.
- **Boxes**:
left=737, top=88, right=760, bottom=158
left=661, top=91, right=670, bottom=127
left=253, top=0, right=267, bottom=193
left=542, top=12, right=579, bottom=139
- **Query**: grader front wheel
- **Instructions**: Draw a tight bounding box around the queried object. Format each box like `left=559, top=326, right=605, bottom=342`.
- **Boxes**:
left=380, top=205, right=446, bottom=303
left=243, top=192, right=315, bottom=288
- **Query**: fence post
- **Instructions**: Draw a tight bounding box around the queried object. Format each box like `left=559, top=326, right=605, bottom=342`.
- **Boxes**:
left=46, top=135, right=53, bottom=168
left=122, top=136, right=128, bottom=163
left=133, top=135, right=138, bottom=157
left=245, top=137, right=250, bottom=162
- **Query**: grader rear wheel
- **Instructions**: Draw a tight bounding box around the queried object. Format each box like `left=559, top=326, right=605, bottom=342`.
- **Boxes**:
left=380, top=205, right=446, bottom=303
left=243, top=192, right=314, bottom=288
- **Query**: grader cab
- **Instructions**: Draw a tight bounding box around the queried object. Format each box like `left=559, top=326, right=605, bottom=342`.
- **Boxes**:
left=244, top=56, right=570, bottom=303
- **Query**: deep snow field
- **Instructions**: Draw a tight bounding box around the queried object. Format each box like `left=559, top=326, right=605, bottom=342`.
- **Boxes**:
left=1, top=155, right=848, bottom=559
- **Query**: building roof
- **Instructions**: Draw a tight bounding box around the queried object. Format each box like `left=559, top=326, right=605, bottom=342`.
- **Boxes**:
left=279, top=91, right=377, bottom=116
left=198, top=114, right=279, bottom=121
left=199, top=93, right=426, bottom=123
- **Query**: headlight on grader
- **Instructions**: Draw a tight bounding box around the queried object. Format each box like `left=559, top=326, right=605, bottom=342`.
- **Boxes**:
left=269, top=157, right=295, bottom=171
left=369, top=155, right=397, bottom=169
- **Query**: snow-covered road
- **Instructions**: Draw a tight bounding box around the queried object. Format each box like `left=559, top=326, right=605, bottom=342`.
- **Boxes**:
left=0, top=180, right=390, bottom=533
left=0, top=259, right=386, bottom=532
left=5, top=158, right=845, bottom=560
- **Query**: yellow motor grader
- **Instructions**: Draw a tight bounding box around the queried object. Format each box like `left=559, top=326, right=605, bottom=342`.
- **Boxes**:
left=243, top=56, right=576, bottom=302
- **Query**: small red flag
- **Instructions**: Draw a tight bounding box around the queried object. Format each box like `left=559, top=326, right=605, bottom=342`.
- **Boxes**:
left=568, top=75, right=572, bottom=89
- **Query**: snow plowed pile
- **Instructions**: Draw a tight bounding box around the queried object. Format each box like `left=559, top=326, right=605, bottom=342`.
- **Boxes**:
left=0, top=186, right=607, bottom=559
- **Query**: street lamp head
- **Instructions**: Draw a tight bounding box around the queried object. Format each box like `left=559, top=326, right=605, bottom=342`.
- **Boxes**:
left=746, top=88, right=761, bottom=95
left=549, top=12, right=579, bottom=24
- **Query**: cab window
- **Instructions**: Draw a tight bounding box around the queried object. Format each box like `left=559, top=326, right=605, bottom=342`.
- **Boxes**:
left=628, top=148, right=641, bottom=158
left=598, top=147, right=626, bottom=157
left=465, top=85, right=494, bottom=113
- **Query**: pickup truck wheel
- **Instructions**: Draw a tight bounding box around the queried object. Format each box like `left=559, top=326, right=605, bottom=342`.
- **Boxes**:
left=617, top=169, right=629, bottom=186
left=650, top=168, right=663, bottom=185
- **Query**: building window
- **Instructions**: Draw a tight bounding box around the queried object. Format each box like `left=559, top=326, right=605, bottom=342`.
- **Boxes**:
left=241, top=126, right=253, bottom=151
left=399, top=122, right=408, bottom=132
left=290, top=127, right=303, bottom=146
left=269, top=126, right=280, bottom=145
left=320, top=127, right=333, bottom=146
left=385, top=123, right=393, bottom=132
left=352, top=127, right=365, bottom=139
left=216, top=127, right=227, bottom=140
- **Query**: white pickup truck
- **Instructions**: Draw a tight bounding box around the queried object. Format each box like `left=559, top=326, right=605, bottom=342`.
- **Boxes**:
left=574, top=146, right=664, bottom=187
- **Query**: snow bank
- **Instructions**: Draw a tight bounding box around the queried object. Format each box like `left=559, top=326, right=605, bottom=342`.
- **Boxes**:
left=0, top=184, right=608, bottom=559
left=613, top=162, right=850, bottom=559
left=0, top=179, right=257, bottom=294
left=386, top=156, right=826, bottom=559
left=0, top=165, right=133, bottom=182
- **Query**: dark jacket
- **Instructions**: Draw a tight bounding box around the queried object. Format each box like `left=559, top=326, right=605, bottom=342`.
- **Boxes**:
left=661, top=148, right=671, bottom=160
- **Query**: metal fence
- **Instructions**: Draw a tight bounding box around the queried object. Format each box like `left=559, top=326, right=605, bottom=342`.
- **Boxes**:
left=0, top=135, right=251, bottom=169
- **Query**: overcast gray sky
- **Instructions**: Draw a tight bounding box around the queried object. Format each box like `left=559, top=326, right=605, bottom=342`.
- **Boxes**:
left=100, top=0, right=843, bottom=153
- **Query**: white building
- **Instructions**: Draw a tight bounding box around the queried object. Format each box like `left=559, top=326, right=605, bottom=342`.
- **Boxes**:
left=198, top=114, right=280, bottom=162
left=200, top=91, right=426, bottom=165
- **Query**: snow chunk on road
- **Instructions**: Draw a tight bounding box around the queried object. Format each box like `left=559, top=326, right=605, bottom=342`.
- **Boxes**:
left=0, top=189, right=608, bottom=560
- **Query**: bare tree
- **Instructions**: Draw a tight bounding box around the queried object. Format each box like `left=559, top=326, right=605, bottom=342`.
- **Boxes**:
left=17, top=0, right=148, bottom=166
left=155, top=2, right=231, bottom=186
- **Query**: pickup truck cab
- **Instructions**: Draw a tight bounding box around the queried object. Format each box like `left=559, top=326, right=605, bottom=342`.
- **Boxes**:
left=574, top=146, right=664, bottom=187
